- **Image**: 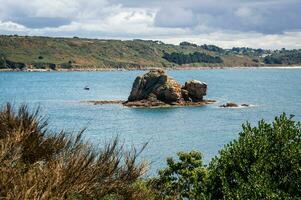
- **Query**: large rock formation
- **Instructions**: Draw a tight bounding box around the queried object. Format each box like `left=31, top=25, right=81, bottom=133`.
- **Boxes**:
left=124, top=69, right=214, bottom=107
left=128, top=69, right=182, bottom=103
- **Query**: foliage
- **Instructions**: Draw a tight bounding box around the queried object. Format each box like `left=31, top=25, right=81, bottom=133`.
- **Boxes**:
left=207, top=114, right=301, bottom=199
left=163, top=52, right=223, bottom=65
left=200, top=44, right=224, bottom=53
left=1, top=102, right=300, bottom=199
left=180, top=42, right=198, bottom=48
left=0, top=51, right=6, bottom=69
left=230, top=47, right=266, bottom=56
left=0, top=58, right=5, bottom=69
left=150, top=151, right=208, bottom=200
left=0, top=55, right=26, bottom=69
left=264, top=49, right=301, bottom=64
left=153, top=114, right=301, bottom=200
left=0, top=35, right=262, bottom=69
left=0, top=103, right=148, bottom=200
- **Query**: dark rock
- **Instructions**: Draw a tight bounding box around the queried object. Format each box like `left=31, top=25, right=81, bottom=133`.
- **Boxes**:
left=220, top=102, right=239, bottom=108
left=123, top=99, right=167, bottom=108
left=182, top=80, right=207, bottom=101
left=220, top=103, right=251, bottom=108
left=123, top=99, right=216, bottom=108
left=87, top=100, right=125, bottom=105
left=181, top=89, right=190, bottom=101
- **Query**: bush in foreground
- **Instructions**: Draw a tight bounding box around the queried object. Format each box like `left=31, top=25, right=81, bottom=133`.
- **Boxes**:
left=0, top=103, right=148, bottom=200
left=208, top=114, right=301, bottom=199
left=151, top=114, right=301, bottom=199
left=150, top=151, right=207, bottom=200
left=1, top=103, right=300, bottom=200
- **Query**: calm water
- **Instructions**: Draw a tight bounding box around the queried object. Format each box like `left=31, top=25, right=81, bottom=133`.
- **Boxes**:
left=1, top=68, right=301, bottom=175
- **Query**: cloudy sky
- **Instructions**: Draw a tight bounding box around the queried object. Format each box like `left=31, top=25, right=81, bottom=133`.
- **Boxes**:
left=0, top=0, right=300, bottom=49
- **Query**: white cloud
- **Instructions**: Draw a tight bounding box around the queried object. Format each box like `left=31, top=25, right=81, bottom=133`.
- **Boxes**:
left=158, top=31, right=301, bottom=49
left=0, top=20, right=27, bottom=32
left=0, top=0, right=300, bottom=49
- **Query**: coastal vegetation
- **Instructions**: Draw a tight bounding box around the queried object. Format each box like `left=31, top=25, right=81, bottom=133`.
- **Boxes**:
left=150, top=114, right=301, bottom=199
left=0, top=103, right=148, bottom=200
left=162, top=52, right=223, bottom=65
left=0, top=103, right=300, bottom=199
left=263, top=49, right=301, bottom=64
left=1, top=35, right=300, bottom=71
left=200, top=44, right=225, bottom=54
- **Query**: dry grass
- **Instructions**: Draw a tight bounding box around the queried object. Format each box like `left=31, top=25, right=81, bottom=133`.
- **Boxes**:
left=0, top=103, right=148, bottom=200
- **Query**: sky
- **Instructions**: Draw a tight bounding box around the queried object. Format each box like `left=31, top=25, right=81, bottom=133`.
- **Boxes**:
left=0, top=0, right=300, bottom=49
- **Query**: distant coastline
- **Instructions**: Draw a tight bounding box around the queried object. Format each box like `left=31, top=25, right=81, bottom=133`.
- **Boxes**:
left=1, top=35, right=301, bottom=73
left=1, top=65, right=301, bottom=72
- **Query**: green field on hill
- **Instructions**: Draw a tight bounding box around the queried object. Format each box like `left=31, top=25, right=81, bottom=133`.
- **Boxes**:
left=0, top=35, right=300, bottom=70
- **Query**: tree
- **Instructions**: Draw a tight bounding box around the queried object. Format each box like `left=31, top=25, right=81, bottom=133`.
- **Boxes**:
left=153, top=114, right=301, bottom=199
left=200, top=44, right=224, bottom=53
left=180, top=41, right=198, bottom=48
left=150, top=151, right=207, bottom=200
left=208, top=114, right=301, bottom=199
left=0, top=51, right=7, bottom=69
left=163, top=52, right=223, bottom=65
left=264, top=50, right=301, bottom=65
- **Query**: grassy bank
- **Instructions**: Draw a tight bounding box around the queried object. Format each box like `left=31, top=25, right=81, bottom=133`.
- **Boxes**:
left=0, top=35, right=262, bottom=71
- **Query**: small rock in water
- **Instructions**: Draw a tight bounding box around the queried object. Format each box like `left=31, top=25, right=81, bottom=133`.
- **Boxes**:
left=220, top=103, right=251, bottom=108
left=220, top=102, right=239, bottom=108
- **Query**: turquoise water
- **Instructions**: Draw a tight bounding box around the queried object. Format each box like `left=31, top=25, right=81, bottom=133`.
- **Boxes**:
left=1, top=68, right=301, bottom=175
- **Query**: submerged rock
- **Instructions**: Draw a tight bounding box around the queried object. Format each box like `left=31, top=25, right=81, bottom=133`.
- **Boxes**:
left=220, top=102, right=250, bottom=108
left=124, top=69, right=213, bottom=107
left=219, top=102, right=239, bottom=108
left=219, top=102, right=238, bottom=108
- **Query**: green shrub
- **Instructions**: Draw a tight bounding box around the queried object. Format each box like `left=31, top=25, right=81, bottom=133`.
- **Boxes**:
left=150, top=151, right=208, bottom=200
left=207, top=114, right=301, bottom=199
left=153, top=114, right=301, bottom=200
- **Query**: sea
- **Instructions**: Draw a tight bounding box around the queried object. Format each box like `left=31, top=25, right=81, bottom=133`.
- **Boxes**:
left=1, top=68, right=301, bottom=175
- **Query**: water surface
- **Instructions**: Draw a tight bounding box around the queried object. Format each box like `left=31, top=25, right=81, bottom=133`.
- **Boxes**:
left=1, top=68, right=301, bottom=175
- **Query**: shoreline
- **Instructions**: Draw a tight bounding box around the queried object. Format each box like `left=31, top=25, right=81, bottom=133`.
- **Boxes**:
left=1, top=65, right=301, bottom=72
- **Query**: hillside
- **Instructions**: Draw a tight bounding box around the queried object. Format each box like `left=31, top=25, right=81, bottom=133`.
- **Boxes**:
left=0, top=35, right=299, bottom=70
